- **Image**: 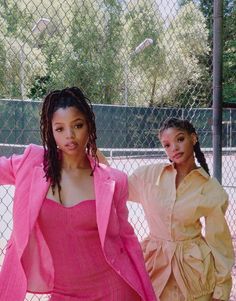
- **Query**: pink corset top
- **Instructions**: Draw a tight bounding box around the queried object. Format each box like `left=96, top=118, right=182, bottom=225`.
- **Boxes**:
left=37, top=198, right=138, bottom=299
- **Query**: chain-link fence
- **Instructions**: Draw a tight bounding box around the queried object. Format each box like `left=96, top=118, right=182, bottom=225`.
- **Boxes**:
left=0, top=0, right=235, bottom=300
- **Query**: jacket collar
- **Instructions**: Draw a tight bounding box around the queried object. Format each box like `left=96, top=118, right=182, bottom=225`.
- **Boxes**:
left=155, top=162, right=210, bottom=186
left=88, top=156, right=115, bottom=246
left=28, top=165, right=50, bottom=230
left=29, top=156, right=115, bottom=247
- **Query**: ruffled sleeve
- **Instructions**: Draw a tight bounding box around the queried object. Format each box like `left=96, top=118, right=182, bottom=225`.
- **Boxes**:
left=203, top=179, right=235, bottom=300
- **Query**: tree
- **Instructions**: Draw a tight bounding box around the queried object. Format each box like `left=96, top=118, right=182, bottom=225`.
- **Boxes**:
left=0, top=7, right=8, bottom=98
left=125, top=0, right=164, bottom=106
left=99, top=0, right=124, bottom=104
left=29, top=0, right=125, bottom=103
left=156, top=2, right=210, bottom=107
left=223, top=0, right=236, bottom=104
left=179, top=0, right=236, bottom=104
left=0, top=0, right=48, bottom=98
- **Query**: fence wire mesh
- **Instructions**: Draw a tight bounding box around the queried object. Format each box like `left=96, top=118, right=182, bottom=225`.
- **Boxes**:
left=0, top=0, right=235, bottom=300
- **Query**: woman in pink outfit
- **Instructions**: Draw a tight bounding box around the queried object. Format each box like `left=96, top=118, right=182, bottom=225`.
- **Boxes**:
left=0, top=87, right=157, bottom=301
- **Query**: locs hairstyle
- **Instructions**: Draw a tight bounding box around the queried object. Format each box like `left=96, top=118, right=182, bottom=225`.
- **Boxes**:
left=40, top=87, right=98, bottom=202
left=159, top=117, right=210, bottom=175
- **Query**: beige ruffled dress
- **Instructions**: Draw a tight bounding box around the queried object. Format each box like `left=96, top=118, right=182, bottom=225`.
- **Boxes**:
left=128, top=163, right=234, bottom=301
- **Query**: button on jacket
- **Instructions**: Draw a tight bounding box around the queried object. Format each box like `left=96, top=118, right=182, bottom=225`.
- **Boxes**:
left=128, top=163, right=234, bottom=301
left=0, top=144, right=157, bottom=301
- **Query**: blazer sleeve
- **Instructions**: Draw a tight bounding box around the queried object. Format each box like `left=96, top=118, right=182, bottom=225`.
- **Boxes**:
left=0, top=154, right=23, bottom=185
left=116, top=172, right=158, bottom=301
left=204, top=180, right=235, bottom=300
left=116, top=173, right=143, bottom=250
left=0, top=146, right=31, bottom=185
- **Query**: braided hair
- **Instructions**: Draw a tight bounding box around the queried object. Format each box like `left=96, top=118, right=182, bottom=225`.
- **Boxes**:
left=40, top=87, right=98, bottom=201
left=159, top=117, right=210, bottom=175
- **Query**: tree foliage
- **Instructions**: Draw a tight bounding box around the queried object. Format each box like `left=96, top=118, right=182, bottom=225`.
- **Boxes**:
left=179, top=0, right=236, bottom=104
left=0, top=0, right=227, bottom=108
left=125, top=0, right=164, bottom=106
left=141, top=2, right=210, bottom=107
left=223, top=0, right=236, bottom=103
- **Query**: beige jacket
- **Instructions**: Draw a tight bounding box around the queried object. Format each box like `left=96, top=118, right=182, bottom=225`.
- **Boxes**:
left=128, top=163, right=234, bottom=301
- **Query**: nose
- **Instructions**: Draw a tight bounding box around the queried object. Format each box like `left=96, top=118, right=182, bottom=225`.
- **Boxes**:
left=65, top=127, right=75, bottom=139
left=172, top=142, right=179, bottom=152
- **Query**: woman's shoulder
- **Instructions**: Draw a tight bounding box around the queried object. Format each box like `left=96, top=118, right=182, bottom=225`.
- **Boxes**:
left=131, top=162, right=170, bottom=179
left=97, top=162, right=127, bottom=181
left=7, top=144, right=44, bottom=175
left=202, top=176, right=228, bottom=205
left=26, top=143, right=43, bottom=151
left=20, top=144, right=44, bottom=164
left=23, top=144, right=44, bottom=156
left=203, top=176, right=227, bottom=194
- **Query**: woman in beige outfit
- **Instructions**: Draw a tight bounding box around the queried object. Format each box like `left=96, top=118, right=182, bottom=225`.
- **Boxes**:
left=128, top=118, right=234, bottom=301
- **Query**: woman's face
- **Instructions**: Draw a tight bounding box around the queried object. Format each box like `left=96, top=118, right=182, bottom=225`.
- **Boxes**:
left=160, top=127, right=196, bottom=165
left=52, top=106, right=89, bottom=156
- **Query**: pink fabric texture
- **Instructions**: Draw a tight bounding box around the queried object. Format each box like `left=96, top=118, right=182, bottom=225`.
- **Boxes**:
left=0, top=144, right=157, bottom=301
left=38, top=198, right=141, bottom=300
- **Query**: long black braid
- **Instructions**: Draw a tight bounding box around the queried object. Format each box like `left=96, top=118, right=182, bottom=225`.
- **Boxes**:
left=159, top=117, right=210, bottom=175
left=40, top=87, right=98, bottom=203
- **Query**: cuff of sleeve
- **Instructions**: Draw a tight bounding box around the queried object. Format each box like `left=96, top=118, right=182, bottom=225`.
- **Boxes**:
left=213, top=285, right=231, bottom=300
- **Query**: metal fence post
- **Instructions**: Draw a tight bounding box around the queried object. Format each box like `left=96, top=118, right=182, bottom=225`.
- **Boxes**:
left=213, top=0, right=223, bottom=183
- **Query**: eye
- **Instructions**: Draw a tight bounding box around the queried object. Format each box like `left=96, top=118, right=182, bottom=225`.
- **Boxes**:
left=177, top=136, right=184, bottom=142
left=55, top=127, right=63, bottom=132
left=75, top=123, right=83, bottom=129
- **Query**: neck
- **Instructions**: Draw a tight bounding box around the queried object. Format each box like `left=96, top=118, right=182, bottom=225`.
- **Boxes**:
left=61, top=153, right=91, bottom=170
left=175, top=161, right=197, bottom=177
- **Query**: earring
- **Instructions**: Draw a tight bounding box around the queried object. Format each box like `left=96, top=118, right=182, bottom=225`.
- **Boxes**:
left=193, top=137, right=198, bottom=146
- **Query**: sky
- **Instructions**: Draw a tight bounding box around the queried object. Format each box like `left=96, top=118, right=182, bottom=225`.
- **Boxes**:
left=156, top=0, right=179, bottom=20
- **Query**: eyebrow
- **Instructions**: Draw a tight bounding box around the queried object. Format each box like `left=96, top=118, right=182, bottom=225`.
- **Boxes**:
left=53, top=118, right=85, bottom=125
left=161, top=131, right=185, bottom=142
left=175, top=131, right=185, bottom=136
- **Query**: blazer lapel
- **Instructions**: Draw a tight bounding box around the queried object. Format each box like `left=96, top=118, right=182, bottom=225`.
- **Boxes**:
left=28, top=157, right=115, bottom=248
left=93, top=163, right=115, bottom=247
left=28, top=165, right=50, bottom=231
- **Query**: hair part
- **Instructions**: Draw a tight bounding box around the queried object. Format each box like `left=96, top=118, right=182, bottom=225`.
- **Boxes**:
left=159, top=117, right=210, bottom=175
left=40, top=87, right=98, bottom=202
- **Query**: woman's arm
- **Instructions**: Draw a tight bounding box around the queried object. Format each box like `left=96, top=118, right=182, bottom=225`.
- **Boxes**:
left=115, top=172, right=157, bottom=300
left=0, top=146, right=32, bottom=185
left=116, top=174, right=142, bottom=248
left=204, top=180, right=234, bottom=301
left=128, top=168, right=144, bottom=203
left=96, top=149, right=146, bottom=204
left=0, top=154, right=22, bottom=185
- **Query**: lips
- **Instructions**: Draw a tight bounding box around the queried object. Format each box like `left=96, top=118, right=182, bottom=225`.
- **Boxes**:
left=173, top=152, right=183, bottom=159
left=65, top=142, right=78, bottom=150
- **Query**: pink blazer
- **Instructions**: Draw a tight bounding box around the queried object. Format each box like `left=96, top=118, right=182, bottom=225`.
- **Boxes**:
left=0, top=144, right=157, bottom=301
